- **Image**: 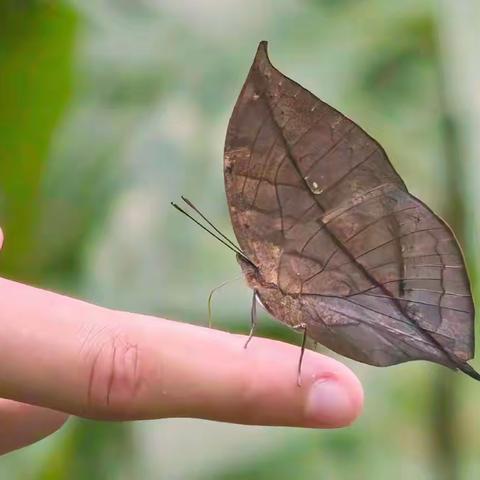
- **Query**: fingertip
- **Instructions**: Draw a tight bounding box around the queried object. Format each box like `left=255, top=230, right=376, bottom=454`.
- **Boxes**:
left=225, top=336, right=364, bottom=429
left=0, top=227, right=3, bottom=250
left=305, top=359, right=364, bottom=428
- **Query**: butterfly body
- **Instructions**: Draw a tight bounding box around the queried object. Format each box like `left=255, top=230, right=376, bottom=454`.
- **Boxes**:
left=225, top=41, right=479, bottom=379
left=237, top=254, right=304, bottom=330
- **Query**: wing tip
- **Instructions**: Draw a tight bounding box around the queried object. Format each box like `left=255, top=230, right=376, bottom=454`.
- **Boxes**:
left=257, top=40, right=268, bottom=54
left=458, top=362, right=480, bottom=381
left=254, top=40, right=271, bottom=67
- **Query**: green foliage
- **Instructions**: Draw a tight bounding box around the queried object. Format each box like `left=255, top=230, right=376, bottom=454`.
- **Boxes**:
left=37, top=422, right=135, bottom=480
left=0, top=1, right=77, bottom=281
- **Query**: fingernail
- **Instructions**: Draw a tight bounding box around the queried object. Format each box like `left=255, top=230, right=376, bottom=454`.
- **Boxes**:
left=306, top=377, right=355, bottom=427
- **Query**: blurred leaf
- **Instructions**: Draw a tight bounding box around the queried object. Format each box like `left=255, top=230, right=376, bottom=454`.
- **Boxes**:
left=37, top=421, right=135, bottom=480
left=0, top=1, right=76, bottom=281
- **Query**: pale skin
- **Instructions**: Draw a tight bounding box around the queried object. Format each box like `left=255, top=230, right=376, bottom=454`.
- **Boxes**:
left=0, top=227, right=363, bottom=456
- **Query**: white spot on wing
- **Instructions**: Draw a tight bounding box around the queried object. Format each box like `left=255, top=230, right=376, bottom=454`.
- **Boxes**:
left=309, top=180, right=323, bottom=195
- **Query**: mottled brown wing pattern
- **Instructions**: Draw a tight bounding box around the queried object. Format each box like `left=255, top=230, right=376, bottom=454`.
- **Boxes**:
left=225, top=42, right=476, bottom=376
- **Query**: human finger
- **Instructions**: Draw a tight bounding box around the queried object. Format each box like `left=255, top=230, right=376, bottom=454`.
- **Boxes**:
left=0, top=398, right=68, bottom=455
left=0, top=278, right=363, bottom=427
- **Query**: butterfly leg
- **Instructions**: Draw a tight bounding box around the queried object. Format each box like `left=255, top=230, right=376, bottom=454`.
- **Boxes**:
left=207, top=276, right=242, bottom=328
left=244, top=289, right=258, bottom=349
left=293, top=323, right=308, bottom=387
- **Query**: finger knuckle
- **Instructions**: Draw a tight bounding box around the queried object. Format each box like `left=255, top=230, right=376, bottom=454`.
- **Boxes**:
left=81, top=325, right=143, bottom=419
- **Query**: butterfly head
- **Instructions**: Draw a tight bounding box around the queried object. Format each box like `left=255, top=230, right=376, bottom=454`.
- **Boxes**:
left=236, top=253, right=263, bottom=290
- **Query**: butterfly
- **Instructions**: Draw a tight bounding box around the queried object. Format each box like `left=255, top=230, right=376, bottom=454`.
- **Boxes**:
left=173, top=41, right=478, bottom=382
left=221, top=41, right=478, bottom=381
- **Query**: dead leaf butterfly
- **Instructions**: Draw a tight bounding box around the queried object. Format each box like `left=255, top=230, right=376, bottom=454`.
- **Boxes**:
left=174, top=41, right=478, bottom=382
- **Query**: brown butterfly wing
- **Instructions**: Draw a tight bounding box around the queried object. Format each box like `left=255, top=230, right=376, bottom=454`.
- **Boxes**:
left=224, top=42, right=476, bottom=374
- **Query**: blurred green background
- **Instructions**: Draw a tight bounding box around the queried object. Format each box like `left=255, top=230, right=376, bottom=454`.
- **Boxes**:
left=1, top=0, right=479, bottom=479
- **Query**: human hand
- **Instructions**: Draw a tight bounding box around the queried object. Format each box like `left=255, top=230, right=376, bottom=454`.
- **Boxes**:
left=0, top=227, right=363, bottom=455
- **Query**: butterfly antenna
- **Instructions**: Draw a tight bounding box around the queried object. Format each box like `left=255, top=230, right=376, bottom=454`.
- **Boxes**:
left=171, top=201, right=252, bottom=263
left=181, top=196, right=242, bottom=252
